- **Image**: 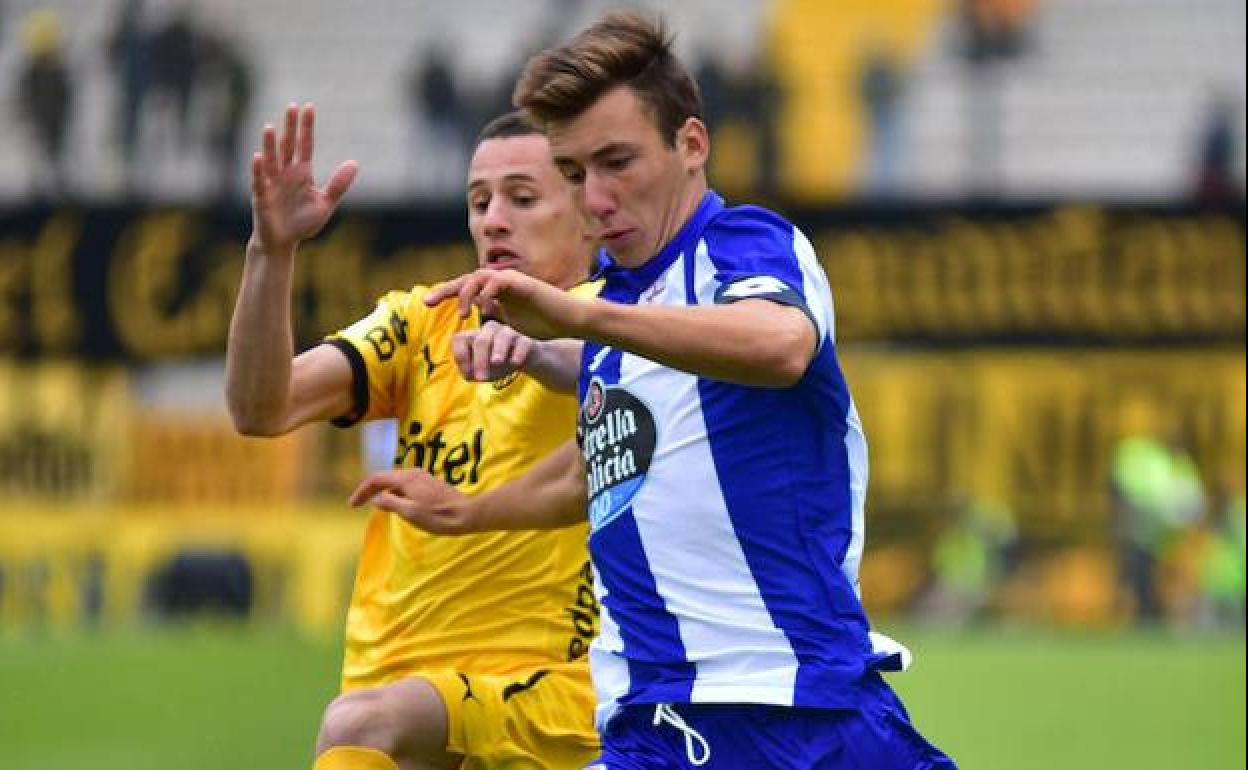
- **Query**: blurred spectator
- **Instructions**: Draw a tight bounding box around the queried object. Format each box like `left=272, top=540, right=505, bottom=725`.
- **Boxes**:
left=858, top=41, right=907, bottom=197
left=694, top=48, right=782, bottom=198
left=919, top=496, right=1019, bottom=624
left=106, top=0, right=150, bottom=196
left=958, top=0, right=1038, bottom=197
left=198, top=27, right=253, bottom=201
left=1110, top=426, right=1206, bottom=625
left=1194, top=486, right=1246, bottom=629
left=16, top=9, right=74, bottom=199
left=1191, top=90, right=1242, bottom=207
left=406, top=43, right=469, bottom=195
left=961, top=0, right=1036, bottom=63
left=147, top=6, right=199, bottom=154
left=696, top=50, right=732, bottom=134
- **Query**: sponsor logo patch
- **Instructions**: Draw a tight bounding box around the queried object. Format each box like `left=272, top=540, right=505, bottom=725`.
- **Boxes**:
left=578, top=377, right=656, bottom=533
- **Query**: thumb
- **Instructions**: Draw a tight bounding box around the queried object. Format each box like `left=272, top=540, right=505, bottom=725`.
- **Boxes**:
left=325, top=160, right=359, bottom=205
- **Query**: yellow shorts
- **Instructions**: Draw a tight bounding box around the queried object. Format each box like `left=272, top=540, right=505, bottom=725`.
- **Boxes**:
left=423, top=663, right=599, bottom=769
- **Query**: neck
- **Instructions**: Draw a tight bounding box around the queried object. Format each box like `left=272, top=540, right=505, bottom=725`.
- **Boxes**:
left=619, top=174, right=709, bottom=269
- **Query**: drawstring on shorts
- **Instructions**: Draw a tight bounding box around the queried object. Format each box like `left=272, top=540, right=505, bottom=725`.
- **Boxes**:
left=652, top=703, right=711, bottom=766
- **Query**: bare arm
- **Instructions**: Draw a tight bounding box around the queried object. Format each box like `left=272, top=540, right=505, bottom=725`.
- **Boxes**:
left=429, top=270, right=816, bottom=387
left=225, top=102, right=358, bottom=435
left=449, top=321, right=583, bottom=393
left=523, top=338, right=584, bottom=392
left=581, top=298, right=815, bottom=387
left=349, top=439, right=588, bottom=534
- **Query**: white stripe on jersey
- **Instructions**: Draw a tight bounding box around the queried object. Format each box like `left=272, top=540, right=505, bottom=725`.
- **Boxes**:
left=615, top=255, right=800, bottom=707
left=589, top=560, right=629, bottom=731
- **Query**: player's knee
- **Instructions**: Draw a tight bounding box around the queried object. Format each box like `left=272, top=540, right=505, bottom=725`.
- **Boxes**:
left=316, top=680, right=452, bottom=763
left=317, top=689, right=401, bottom=756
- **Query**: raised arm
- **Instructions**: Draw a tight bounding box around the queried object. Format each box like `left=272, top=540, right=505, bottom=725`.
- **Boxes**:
left=226, top=102, right=359, bottom=436
left=349, top=439, right=588, bottom=534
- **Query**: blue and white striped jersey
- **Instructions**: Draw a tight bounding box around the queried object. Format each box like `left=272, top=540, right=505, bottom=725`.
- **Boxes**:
left=577, top=192, right=898, bottom=731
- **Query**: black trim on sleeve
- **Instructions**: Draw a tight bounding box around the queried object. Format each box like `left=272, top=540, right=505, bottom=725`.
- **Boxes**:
left=714, top=277, right=821, bottom=340
left=321, top=338, right=370, bottom=428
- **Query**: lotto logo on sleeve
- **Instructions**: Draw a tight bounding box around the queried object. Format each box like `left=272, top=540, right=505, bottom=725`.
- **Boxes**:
left=715, top=275, right=803, bottom=306
left=579, top=377, right=656, bottom=533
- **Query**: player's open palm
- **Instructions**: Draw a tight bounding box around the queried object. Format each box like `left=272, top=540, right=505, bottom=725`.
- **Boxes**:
left=250, top=102, right=358, bottom=256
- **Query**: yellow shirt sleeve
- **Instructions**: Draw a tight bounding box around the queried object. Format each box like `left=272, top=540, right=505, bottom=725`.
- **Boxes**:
left=326, top=287, right=429, bottom=426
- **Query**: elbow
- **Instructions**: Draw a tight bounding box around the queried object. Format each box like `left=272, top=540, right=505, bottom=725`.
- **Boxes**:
left=759, top=329, right=815, bottom=387
left=229, top=411, right=279, bottom=438
left=767, top=352, right=809, bottom=387
left=226, top=395, right=286, bottom=438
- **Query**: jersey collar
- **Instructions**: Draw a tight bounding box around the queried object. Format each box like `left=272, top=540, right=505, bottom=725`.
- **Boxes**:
left=595, top=190, right=724, bottom=291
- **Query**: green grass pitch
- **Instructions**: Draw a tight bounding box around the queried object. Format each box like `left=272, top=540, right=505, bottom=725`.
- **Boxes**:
left=0, top=626, right=1242, bottom=769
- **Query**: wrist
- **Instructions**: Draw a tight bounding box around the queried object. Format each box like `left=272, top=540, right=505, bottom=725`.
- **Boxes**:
left=444, top=492, right=483, bottom=534
left=566, top=296, right=600, bottom=340
left=246, top=234, right=296, bottom=262
left=520, top=339, right=549, bottom=376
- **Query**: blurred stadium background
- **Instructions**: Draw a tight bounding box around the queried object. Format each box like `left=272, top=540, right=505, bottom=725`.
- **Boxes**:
left=0, top=0, right=1244, bottom=768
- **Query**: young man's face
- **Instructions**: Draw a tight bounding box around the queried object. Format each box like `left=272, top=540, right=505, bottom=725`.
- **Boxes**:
left=548, top=86, right=708, bottom=268
left=467, top=133, right=592, bottom=289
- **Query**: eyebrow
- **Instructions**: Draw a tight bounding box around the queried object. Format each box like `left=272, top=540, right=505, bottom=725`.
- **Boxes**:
left=556, top=141, right=638, bottom=166
left=467, top=172, right=539, bottom=192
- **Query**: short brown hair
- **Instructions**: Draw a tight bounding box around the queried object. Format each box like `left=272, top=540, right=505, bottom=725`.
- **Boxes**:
left=475, top=110, right=542, bottom=144
left=512, top=10, right=702, bottom=147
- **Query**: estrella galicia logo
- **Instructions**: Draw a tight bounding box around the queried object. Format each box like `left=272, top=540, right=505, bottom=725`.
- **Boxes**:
left=578, top=377, right=656, bottom=533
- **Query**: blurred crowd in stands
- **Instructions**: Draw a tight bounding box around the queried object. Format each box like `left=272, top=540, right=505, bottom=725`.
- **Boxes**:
left=3, top=0, right=1241, bottom=205
left=916, top=422, right=1245, bottom=632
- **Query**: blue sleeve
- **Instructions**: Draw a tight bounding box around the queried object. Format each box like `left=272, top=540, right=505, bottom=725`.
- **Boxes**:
left=701, top=206, right=834, bottom=343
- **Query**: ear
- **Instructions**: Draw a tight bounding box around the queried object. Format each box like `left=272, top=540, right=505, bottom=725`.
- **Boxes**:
left=677, top=117, right=710, bottom=174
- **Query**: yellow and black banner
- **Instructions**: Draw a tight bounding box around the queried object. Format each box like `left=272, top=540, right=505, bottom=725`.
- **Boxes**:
left=844, top=349, right=1246, bottom=540
left=1, top=203, right=1242, bottom=359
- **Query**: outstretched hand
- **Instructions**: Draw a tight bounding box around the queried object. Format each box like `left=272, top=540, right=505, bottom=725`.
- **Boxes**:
left=349, top=469, right=478, bottom=536
left=250, top=102, right=358, bottom=256
left=425, top=268, right=591, bottom=341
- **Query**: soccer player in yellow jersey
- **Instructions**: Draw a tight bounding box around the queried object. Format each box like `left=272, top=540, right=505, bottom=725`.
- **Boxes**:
left=225, top=104, right=600, bottom=770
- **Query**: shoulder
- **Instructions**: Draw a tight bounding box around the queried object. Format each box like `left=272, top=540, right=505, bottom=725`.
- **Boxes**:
left=701, top=204, right=799, bottom=262
left=384, top=283, right=463, bottom=326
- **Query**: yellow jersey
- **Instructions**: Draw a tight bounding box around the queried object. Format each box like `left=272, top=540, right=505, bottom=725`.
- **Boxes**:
left=328, top=283, right=599, bottom=692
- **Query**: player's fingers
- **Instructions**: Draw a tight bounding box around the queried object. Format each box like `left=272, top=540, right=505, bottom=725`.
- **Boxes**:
left=488, top=324, right=517, bottom=365
left=509, top=334, right=533, bottom=369
left=425, top=275, right=469, bottom=307
left=472, top=323, right=495, bottom=381
left=261, top=124, right=279, bottom=177
left=250, top=152, right=266, bottom=196
left=279, top=102, right=297, bottom=167
left=383, top=493, right=461, bottom=535
left=297, top=102, right=316, bottom=164
left=457, top=272, right=491, bottom=319
left=348, top=469, right=410, bottom=507
left=325, top=160, right=358, bottom=205
left=450, top=332, right=474, bottom=379
left=369, top=490, right=409, bottom=515
left=477, top=275, right=505, bottom=320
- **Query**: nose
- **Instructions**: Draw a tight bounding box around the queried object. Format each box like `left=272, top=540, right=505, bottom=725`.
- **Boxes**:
left=482, top=197, right=510, bottom=236
left=582, top=170, right=616, bottom=222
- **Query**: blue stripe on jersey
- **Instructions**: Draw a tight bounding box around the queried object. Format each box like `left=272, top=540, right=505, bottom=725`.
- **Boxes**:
left=591, top=512, right=696, bottom=705
left=582, top=339, right=695, bottom=707
left=699, top=204, right=805, bottom=295
left=694, top=197, right=874, bottom=702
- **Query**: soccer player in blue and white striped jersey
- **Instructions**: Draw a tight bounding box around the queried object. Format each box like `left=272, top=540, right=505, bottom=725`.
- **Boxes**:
left=353, top=10, right=957, bottom=770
